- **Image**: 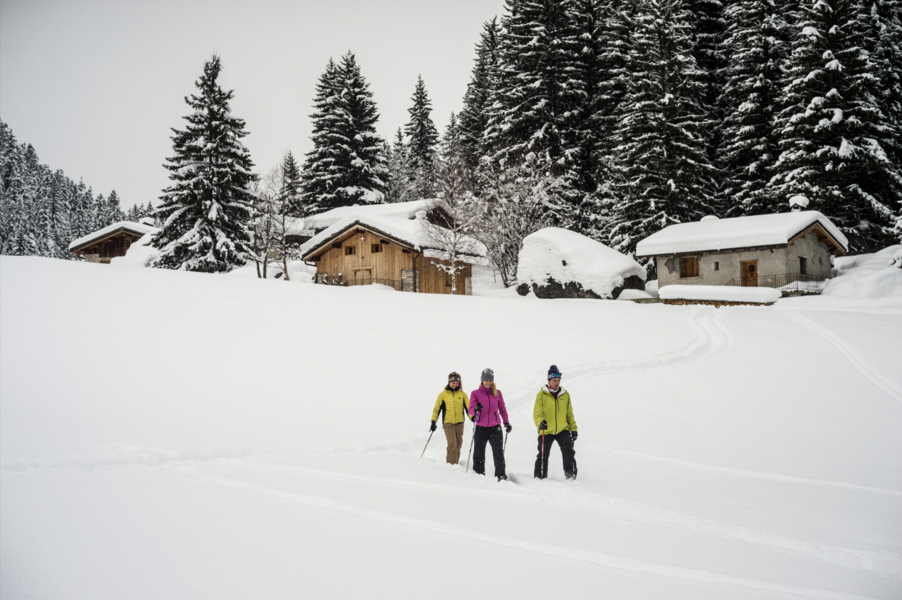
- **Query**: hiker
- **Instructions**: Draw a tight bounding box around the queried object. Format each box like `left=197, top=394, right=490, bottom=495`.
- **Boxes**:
left=430, top=372, right=471, bottom=465
left=534, top=364, right=578, bottom=479
left=469, top=368, right=512, bottom=481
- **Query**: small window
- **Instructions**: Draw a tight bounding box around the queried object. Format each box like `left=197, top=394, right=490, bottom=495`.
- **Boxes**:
left=344, top=246, right=356, bottom=256
left=371, top=244, right=383, bottom=253
left=714, top=261, right=719, bottom=271
left=800, top=257, right=807, bottom=275
left=680, top=257, right=699, bottom=278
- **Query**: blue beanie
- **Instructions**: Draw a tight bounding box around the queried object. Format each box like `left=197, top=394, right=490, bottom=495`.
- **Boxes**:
left=547, top=365, right=562, bottom=380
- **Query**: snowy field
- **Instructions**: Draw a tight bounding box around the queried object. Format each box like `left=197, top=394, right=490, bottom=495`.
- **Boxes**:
left=2, top=256, right=901, bottom=600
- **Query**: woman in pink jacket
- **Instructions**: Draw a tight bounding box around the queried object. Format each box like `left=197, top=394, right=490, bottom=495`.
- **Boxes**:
left=469, top=368, right=512, bottom=481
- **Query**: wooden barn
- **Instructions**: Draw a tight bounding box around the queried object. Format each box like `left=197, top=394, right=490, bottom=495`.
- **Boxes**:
left=69, top=221, right=155, bottom=263
left=301, top=212, right=485, bottom=295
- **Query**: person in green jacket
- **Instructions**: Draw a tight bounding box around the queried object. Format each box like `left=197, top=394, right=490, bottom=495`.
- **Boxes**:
left=431, top=372, right=471, bottom=464
left=533, top=364, right=578, bottom=479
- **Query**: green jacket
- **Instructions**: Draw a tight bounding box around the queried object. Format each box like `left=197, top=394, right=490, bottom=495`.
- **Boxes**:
left=432, top=387, right=471, bottom=425
left=533, top=386, right=577, bottom=435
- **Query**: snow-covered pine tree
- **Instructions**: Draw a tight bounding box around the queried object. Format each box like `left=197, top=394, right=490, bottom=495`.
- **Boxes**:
left=403, top=76, right=440, bottom=198
left=769, top=0, right=901, bottom=253
left=301, top=53, right=387, bottom=215
left=608, top=0, right=717, bottom=272
left=684, top=0, right=727, bottom=166
left=718, top=0, right=790, bottom=216
left=485, top=0, right=582, bottom=180
left=459, top=18, right=502, bottom=172
left=150, top=54, right=256, bottom=272
left=280, top=151, right=303, bottom=217
left=385, top=129, right=416, bottom=203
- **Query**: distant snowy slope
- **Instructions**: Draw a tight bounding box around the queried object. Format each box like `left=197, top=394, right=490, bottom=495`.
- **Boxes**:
left=2, top=256, right=901, bottom=600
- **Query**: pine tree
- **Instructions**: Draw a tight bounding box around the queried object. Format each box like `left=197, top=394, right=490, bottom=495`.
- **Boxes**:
left=150, top=55, right=256, bottom=272
left=718, top=0, right=790, bottom=216
left=769, top=0, right=901, bottom=252
left=608, top=0, right=717, bottom=270
left=280, top=151, right=303, bottom=217
left=404, top=76, right=440, bottom=198
left=459, top=18, right=502, bottom=171
left=385, top=129, right=416, bottom=203
left=301, top=53, right=387, bottom=215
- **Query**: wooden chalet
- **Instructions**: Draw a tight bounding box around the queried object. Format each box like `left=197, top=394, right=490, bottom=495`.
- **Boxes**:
left=69, top=221, right=155, bottom=263
left=301, top=212, right=484, bottom=295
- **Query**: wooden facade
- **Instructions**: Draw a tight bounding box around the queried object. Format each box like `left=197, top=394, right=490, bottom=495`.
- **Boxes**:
left=70, top=228, right=146, bottom=263
left=303, top=224, right=474, bottom=295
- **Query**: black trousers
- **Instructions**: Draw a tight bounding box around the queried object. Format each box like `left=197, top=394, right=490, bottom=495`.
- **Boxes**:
left=473, top=425, right=506, bottom=477
left=534, top=431, right=577, bottom=479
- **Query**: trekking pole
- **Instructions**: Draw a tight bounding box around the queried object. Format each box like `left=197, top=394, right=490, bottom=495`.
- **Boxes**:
left=503, top=428, right=509, bottom=453
left=466, top=411, right=479, bottom=473
left=420, top=428, right=435, bottom=458
left=541, top=428, right=546, bottom=479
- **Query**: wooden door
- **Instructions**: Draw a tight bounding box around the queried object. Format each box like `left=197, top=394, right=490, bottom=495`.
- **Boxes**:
left=740, top=260, right=758, bottom=287
left=355, top=268, right=372, bottom=283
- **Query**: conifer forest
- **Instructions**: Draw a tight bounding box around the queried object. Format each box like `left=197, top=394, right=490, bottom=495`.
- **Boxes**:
left=2, top=0, right=900, bottom=273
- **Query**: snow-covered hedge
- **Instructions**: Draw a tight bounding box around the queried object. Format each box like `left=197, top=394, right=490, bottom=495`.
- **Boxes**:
left=516, top=227, right=646, bottom=299
left=659, top=285, right=780, bottom=304
left=823, top=245, right=902, bottom=300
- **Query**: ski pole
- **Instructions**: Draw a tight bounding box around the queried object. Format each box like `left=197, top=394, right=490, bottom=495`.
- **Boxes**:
left=466, top=411, right=479, bottom=473
left=541, top=428, right=546, bottom=479
left=503, top=428, right=509, bottom=453
left=420, top=428, right=435, bottom=458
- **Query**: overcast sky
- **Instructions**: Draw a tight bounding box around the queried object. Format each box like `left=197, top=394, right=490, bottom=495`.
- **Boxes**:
left=0, top=0, right=506, bottom=209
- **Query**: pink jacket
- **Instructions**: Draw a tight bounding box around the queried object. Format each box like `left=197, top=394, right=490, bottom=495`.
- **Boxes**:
left=469, top=386, right=509, bottom=427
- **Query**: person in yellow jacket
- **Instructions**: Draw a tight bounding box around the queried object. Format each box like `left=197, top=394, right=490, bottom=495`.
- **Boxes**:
left=431, top=372, right=472, bottom=464
left=533, top=364, right=578, bottom=479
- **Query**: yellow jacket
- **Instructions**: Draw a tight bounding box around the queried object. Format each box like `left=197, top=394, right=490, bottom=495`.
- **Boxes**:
left=534, top=386, right=577, bottom=435
left=432, top=387, right=471, bottom=425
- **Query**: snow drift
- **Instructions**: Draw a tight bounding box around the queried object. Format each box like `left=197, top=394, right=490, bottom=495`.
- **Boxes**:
left=823, top=244, right=902, bottom=300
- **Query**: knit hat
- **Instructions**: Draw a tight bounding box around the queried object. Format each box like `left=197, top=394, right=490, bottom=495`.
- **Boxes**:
left=547, top=365, right=562, bottom=380
left=480, top=368, right=494, bottom=382
left=448, top=372, right=461, bottom=383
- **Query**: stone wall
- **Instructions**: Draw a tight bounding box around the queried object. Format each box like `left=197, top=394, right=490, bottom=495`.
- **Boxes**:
left=517, top=275, right=645, bottom=299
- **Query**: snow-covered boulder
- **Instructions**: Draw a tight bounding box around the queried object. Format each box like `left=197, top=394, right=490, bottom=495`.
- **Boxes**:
left=823, top=245, right=902, bottom=300
left=516, top=227, right=646, bottom=299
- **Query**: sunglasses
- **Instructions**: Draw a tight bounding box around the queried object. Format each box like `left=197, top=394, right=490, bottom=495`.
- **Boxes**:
left=549, top=374, right=562, bottom=379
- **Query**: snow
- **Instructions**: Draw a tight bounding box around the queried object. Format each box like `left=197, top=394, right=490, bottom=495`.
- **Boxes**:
left=789, top=195, right=810, bottom=209
left=300, top=212, right=486, bottom=263
left=109, top=231, right=158, bottom=268
left=302, top=199, right=432, bottom=231
left=516, top=227, right=646, bottom=298
left=822, top=245, right=902, bottom=300
left=659, top=284, right=781, bottom=304
left=67, top=221, right=156, bottom=251
left=2, top=256, right=901, bottom=600
left=635, top=211, right=849, bottom=256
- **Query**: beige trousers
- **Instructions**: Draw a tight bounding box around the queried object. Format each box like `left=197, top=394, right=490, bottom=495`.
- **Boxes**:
left=443, top=422, right=465, bottom=464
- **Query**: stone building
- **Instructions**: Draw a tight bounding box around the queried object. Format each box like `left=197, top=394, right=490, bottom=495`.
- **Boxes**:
left=635, top=212, right=848, bottom=291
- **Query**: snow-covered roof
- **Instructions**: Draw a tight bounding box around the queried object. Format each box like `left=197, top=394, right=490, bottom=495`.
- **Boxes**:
left=301, top=212, right=486, bottom=262
left=635, top=211, right=848, bottom=257
left=516, top=227, right=647, bottom=298
left=659, top=284, right=781, bottom=304
left=302, top=200, right=432, bottom=231
left=68, top=221, right=156, bottom=251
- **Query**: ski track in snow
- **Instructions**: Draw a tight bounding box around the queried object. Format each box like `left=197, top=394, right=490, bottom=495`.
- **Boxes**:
left=173, top=466, right=883, bottom=600
left=195, top=459, right=902, bottom=578
left=777, top=309, right=902, bottom=405
left=589, top=446, right=902, bottom=498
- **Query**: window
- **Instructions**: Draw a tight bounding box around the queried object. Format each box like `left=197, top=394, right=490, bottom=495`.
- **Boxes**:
left=371, top=244, right=383, bottom=253
left=344, top=246, right=356, bottom=256
left=800, top=256, right=807, bottom=275
left=714, top=261, right=719, bottom=271
left=680, top=257, right=699, bottom=278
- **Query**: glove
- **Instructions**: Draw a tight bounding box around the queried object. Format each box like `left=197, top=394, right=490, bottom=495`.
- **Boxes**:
left=571, top=431, right=578, bottom=441
left=476, top=402, right=483, bottom=411
left=504, top=423, right=512, bottom=433
left=430, top=421, right=437, bottom=432
left=539, top=420, right=548, bottom=431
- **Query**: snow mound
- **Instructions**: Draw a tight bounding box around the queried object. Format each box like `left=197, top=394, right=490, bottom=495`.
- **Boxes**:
left=109, top=232, right=158, bottom=268
left=516, top=227, right=646, bottom=299
left=823, top=245, right=902, bottom=300
left=659, top=285, right=780, bottom=304
left=617, top=289, right=653, bottom=300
